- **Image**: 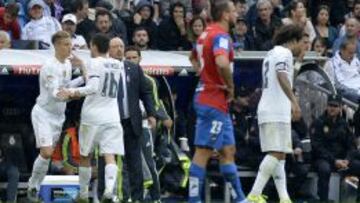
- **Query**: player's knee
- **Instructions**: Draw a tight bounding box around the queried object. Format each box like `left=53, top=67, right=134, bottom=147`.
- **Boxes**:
left=80, top=155, right=91, bottom=167
left=192, top=147, right=213, bottom=166
left=103, top=154, right=116, bottom=164
left=40, top=148, right=53, bottom=159
left=220, top=146, right=236, bottom=161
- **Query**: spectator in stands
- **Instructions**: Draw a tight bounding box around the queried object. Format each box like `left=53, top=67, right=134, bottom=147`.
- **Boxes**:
left=286, top=117, right=311, bottom=199
left=132, top=26, right=151, bottom=50
left=0, top=137, right=20, bottom=203
left=61, top=13, right=87, bottom=50
left=71, top=0, right=95, bottom=45
left=188, top=16, right=206, bottom=46
left=246, top=0, right=284, bottom=28
left=310, top=94, right=359, bottom=202
left=0, top=31, right=10, bottom=49
left=342, top=0, right=360, bottom=35
left=22, top=0, right=61, bottom=49
left=128, top=1, right=158, bottom=49
left=309, top=0, right=347, bottom=27
left=302, top=33, right=311, bottom=52
left=232, top=16, right=255, bottom=52
left=251, top=0, right=282, bottom=51
left=192, top=0, right=210, bottom=22
left=314, top=5, right=338, bottom=49
left=282, top=0, right=316, bottom=43
left=159, top=0, right=192, bottom=20
left=91, top=8, right=127, bottom=42
left=96, top=1, right=128, bottom=44
left=234, top=0, right=248, bottom=17
left=158, top=2, right=192, bottom=51
left=312, top=37, right=328, bottom=57
left=325, top=38, right=360, bottom=103
left=41, top=0, right=63, bottom=20
left=332, top=17, right=360, bottom=59
left=0, top=3, right=21, bottom=40
left=231, top=87, right=263, bottom=169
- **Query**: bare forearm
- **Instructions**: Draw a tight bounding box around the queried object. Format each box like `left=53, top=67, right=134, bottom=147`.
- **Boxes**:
left=190, top=59, right=200, bottom=73
left=219, top=66, right=234, bottom=89
left=278, top=73, right=296, bottom=103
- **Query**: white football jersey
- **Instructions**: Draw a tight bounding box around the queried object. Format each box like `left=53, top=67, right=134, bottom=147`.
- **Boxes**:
left=257, top=46, right=294, bottom=124
left=80, top=57, right=123, bottom=125
left=35, top=57, right=72, bottom=115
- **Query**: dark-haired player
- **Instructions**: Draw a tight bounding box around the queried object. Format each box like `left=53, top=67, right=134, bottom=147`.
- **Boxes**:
left=62, top=34, right=124, bottom=203
left=247, top=24, right=304, bottom=203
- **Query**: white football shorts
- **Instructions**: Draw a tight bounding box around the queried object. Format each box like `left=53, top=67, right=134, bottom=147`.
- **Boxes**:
left=31, top=104, right=65, bottom=148
left=259, top=122, right=293, bottom=153
left=79, top=122, right=124, bottom=156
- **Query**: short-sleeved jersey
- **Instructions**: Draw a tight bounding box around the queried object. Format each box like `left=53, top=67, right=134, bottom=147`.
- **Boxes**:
left=80, top=57, right=123, bottom=125
left=257, top=46, right=294, bottom=124
left=192, top=23, right=234, bottom=113
left=36, top=57, right=72, bottom=115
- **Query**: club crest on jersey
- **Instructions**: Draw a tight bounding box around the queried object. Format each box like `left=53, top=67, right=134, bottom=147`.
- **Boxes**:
left=219, top=38, right=229, bottom=49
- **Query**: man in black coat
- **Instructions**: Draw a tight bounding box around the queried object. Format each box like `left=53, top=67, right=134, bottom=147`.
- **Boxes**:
left=250, top=0, right=282, bottom=51
left=109, top=37, right=156, bottom=202
left=157, top=1, right=192, bottom=51
left=310, top=94, right=359, bottom=202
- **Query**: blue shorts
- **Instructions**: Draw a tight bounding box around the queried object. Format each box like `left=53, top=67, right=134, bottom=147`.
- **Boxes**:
left=194, top=103, right=235, bottom=150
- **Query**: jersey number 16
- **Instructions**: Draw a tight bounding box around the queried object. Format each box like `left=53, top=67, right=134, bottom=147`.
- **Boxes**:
left=101, top=72, right=119, bottom=98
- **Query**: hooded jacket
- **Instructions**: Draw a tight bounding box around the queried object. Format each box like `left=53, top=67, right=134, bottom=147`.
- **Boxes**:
left=128, top=0, right=158, bottom=48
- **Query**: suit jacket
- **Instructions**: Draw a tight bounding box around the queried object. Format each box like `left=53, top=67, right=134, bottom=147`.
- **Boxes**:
left=118, top=60, right=156, bottom=137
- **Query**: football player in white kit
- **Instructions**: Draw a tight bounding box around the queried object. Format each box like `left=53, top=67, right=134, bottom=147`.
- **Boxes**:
left=61, top=34, right=124, bottom=203
left=247, top=24, right=304, bottom=203
left=27, top=31, right=87, bottom=202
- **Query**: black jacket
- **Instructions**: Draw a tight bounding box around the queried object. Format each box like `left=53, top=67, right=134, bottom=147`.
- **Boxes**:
left=310, top=112, right=356, bottom=164
left=76, top=18, right=96, bottom=45
left=118, top=61, right=156, bottom=137
left=127, top=0, right=158, bottom=48
left=232, top=34, right=255, bottom=51
left=252, top=16, right=282, bottom=51
left=157, top=17, right=192, bottom=51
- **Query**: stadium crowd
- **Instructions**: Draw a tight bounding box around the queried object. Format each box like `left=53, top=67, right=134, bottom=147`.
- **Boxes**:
left=0, top=0, right=360, bottom=203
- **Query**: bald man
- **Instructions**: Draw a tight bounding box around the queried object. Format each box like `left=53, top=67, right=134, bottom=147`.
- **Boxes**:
left=333, top=17, right=360, bottom=58
left=108, top=37, right=156, bottom=202
left=109, top=37, right=125, bottom=61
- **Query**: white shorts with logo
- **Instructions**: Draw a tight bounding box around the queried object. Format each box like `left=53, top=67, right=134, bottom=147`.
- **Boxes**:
left=79, top=122, right=124, bottom=156
left=259, top=122, right=292, bottom=153
left=31, top=105, right=65, bottom=148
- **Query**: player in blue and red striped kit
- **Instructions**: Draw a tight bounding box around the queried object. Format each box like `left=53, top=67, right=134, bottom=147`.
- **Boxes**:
left=188, top=1, right=247, bottom=203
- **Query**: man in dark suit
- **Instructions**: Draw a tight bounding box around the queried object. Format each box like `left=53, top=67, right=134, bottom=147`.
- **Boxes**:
left=109, top=37, right=156, bottom=202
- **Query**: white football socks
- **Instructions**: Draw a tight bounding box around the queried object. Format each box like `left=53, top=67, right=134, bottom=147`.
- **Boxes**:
left=28, top=155, right=50, bottom=190
left=249, top=155, right=279, bottom=196
left=104, top=163, right=118, bottom=198
left=272, top=160, right=290, bottom=200
left=79, top=166, right=92, bottom=199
